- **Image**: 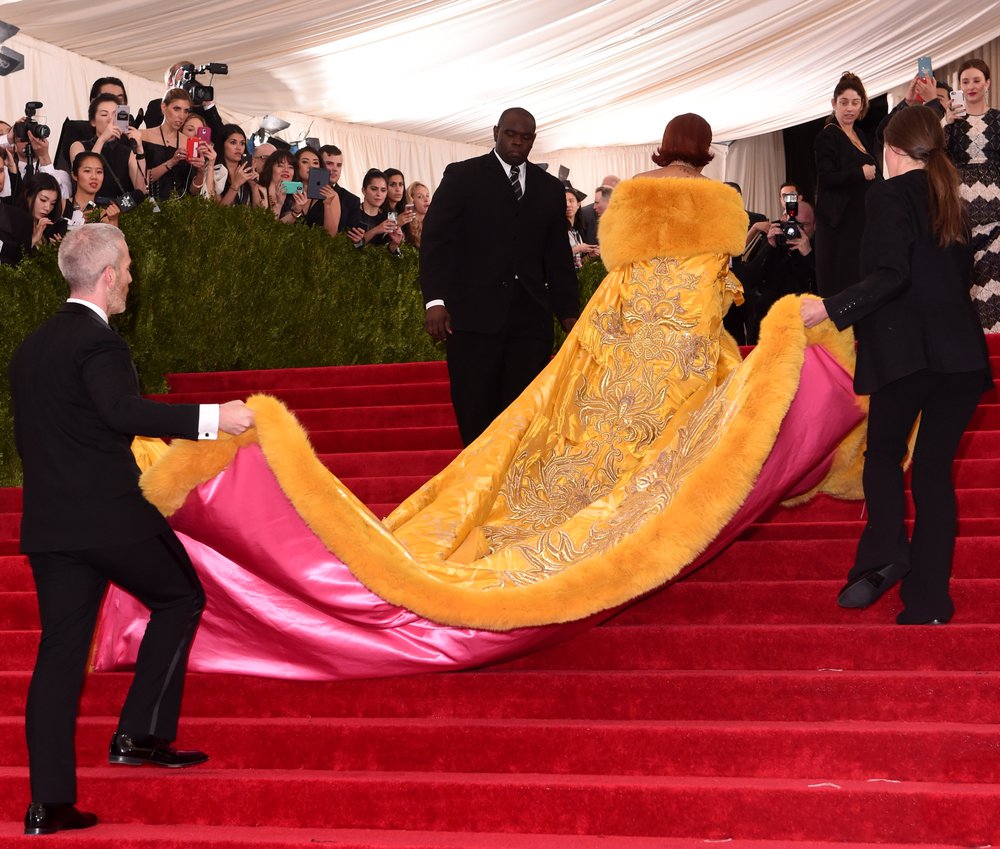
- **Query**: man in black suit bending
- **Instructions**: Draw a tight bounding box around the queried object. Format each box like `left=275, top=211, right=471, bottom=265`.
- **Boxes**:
left=9, top=224, right=255, bottom=835
left=420, top=107, right=579, bottom=445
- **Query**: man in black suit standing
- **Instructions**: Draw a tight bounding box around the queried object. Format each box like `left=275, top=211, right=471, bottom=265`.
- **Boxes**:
left=420, top=107, right=579, bottom=445
left=9, top=224, right=255, bottom=835
left=319, top=145, right=362, bottom=233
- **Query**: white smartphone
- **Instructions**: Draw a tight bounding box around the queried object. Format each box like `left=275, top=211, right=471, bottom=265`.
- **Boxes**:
left=951, top=90, right=966, bottom=111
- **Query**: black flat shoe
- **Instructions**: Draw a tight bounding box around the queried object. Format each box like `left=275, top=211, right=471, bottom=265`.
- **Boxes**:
left=109, top=731, right=208, bottom=768
left=24, top=803, right=98, bottom=835
left=837, top=562, right=909, bottom=609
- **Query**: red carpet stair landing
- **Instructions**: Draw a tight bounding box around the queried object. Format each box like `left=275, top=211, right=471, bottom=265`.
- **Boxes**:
left=0, top=339, right=999, bottom=847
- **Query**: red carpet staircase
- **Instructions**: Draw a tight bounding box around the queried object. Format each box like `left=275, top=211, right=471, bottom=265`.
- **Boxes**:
left=1, top=338, right=999, bottom=848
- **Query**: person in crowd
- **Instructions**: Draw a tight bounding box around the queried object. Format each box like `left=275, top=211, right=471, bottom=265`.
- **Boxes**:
left=5, top=122, right=72, bottom=200
left=577, top=175, right=620, bottom=243
left=10, top=223, right=255, bottom=836
left=212, top=125, right=261, bottom=208
left=419, top=106, right=579, bottom=445
left=874, top=72, right=943, bottom=167
left=251, top=143, right=276, bottom=177
left=402, top=181, right=431, bottom=248
left=65, top=152, right=121, bottom=228
left=68, top=94, right=144, bottom=199
left=258, top=149, right=308, bottom=223
left=0, top=173, right=62, bottom=265
left=137, top=89, right=195, bottom=200
left=293, top=146, right=340, bottom=235
left=89, top=77, right=127, bottom=104
left=384, top=167, right=416, bottom=233
left=348, top=168, right=402, bottom=252
left=54, top=78, right=131, bottom=173
left=143, top=60, right=225, bottom=139
left=180, top=116, right=217, bottom=201
left=936, top=81, right=952, bottom=110
left=944, top=58, right=1000, bottom=331
left=746, top=181, right=806, bottom=248
left=564, top=182, right=597, bottom=268
left=802, top=105, right=992, bottom=624
left=743, top=198, right=816, bottom=343
left=318, top=144, right=362, bottom=232
left=814, top=72, right=879, bottom=296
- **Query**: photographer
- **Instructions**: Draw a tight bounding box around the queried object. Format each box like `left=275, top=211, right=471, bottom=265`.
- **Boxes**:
left=3, top=110, right=72, bottom=202
left=143, top=61, right=226, bottom=139
left=68, top=94, right=144, bottom=199
left=743, top=196, right=817, bottom=344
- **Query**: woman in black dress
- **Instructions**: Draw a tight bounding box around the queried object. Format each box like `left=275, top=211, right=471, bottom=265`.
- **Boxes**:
left=137, top=88, right=195, bottom=200
left=814, top=72, right=880, bottom=296
left=68, top=94, right=143, bottom=198
left=802, top=105, right=993, bottom=624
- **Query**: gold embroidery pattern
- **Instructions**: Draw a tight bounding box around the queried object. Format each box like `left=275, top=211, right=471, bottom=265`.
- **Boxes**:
left=480, top=254, right=730, bottom=579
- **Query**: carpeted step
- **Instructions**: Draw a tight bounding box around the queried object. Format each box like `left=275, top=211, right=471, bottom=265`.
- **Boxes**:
left=294, top=403, right=457, bottom=431
left=0, top=556, right=30, bottom=591
left=147, top=382, right=452, bottom=409
left=762, top=489, right=1000, bottom=523
left=0, top=768, right=996, bottom=845
left=0, top=715, right=997, bottom=783
left=2, top=670, right=1000, bottom=723
left=319, top=449, right=459, bottom=478
left=167, top=360, right=448, bottom=393
left=308, top=426, right=462, bottom=453
left=339, top=475, right=439, bottom=505
left=742, top=516, right=1000, bottom=541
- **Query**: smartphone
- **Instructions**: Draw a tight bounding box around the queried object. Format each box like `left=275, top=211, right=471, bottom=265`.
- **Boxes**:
left=186, top=137, right=201, bottom=159
left=114, top=105, right=130, bottom=133
left=917, top=56, right=933, bottom=78
left=951, top=89, right=966, bottom=109
left=306, top=167, right=330, bottom=200
left=43, top=218, right=69, bottom=240
left=404, top=202, right=414, bottom=213
left=196, top=126, right=211, bottom=143
left=280, top=180, right=303, bottom=194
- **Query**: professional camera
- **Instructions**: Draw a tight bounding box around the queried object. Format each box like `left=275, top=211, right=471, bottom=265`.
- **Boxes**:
left=178, top=62, right=228, bottom=105
left=13, top=101, right=50, bottom=141
left=774, top=191, right=802, bottom=248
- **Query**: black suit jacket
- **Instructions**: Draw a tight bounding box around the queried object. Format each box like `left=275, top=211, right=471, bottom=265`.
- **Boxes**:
left=814, top=123, right=878, bottom=229
left=419, top=152, right=578, bottom=333
left=578, top=203, right=598, bottom=245
left=333, top=183, right=362, bottom=233
left=9, top=303, right=200, bottom=552
left=824, top=170, right=992, bottom=394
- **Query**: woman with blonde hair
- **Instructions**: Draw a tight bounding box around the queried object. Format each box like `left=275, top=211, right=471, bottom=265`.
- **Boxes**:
left=803, top=105, right=992, bottom=624
left=403, top=181, right=430, bottom=247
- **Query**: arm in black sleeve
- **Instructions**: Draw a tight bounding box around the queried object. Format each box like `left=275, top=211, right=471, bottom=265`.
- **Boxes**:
left=418, top=163, right=466, bottom=304
left=543, top=188, right=580, bottom=320
left=823, top=185, right=914, bottom=329
left=815, top=128, right=866, bottom=190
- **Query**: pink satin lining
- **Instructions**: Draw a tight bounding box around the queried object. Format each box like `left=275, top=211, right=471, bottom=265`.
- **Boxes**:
left=91, top=346, right=862, bottom=681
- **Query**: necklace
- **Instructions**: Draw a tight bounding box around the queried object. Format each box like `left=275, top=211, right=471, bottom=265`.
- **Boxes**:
left=672, top=160, right=701, bottom=172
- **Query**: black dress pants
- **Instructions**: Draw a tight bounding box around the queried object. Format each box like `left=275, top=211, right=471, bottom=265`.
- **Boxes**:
left=849, top=369, right=985, bottom=621
left=446, top=284, right=554, bottom=446
left=26, top=530, right=204, bottom=803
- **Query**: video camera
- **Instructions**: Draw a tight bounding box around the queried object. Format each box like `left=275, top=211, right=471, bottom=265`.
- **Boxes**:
left=774, top=191, right=802, bottom=248
left=13, top=101, right=50, bottom=141
left=177, top=63, right=228, bottom=105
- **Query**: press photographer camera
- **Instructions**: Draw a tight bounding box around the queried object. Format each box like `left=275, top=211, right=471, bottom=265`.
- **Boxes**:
left=13, top=101, right=49, bottom=141
left=774, top=191, right=802, bottom=248
left=177, top=63, right=228, bottom=106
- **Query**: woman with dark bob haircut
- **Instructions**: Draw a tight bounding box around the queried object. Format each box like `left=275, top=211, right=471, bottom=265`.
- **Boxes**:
left=802, top=104, right=993, bottom=624
left=651, top=112, right=715, bottom=169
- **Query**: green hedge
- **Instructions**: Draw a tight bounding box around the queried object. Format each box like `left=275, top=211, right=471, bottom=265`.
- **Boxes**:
left=0, top=196, right=607, bottom=485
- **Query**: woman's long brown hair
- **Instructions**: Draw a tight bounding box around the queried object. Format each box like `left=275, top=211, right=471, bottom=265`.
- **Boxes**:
left=884, top=105, right=967, bottom=247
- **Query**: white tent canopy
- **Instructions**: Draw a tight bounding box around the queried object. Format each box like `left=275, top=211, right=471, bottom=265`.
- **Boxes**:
left=1, top=1, right=999, bottom=214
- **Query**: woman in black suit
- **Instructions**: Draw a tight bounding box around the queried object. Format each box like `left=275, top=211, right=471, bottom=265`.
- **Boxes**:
left=814, top=72, right=880, bottom=296
left=802, top=105, right=993, bottom=624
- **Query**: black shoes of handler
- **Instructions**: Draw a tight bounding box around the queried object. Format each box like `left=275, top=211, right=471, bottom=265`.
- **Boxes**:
left=24, top=803, right=98, bottom=835
left=837, top=562, right=909, bottom=609
left=109, top=731, right=209, bottom=768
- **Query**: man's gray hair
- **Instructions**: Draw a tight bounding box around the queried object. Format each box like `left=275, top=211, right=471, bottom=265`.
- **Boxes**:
left=57, top=224, right=126, bottom=294
left=596, top=185, right=614, bottom=201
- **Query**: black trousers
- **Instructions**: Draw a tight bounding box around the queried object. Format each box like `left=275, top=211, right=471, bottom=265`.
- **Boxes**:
left=849, top=369, right=984, bottom=621
left=26, top=530, right=204, bottom=803
left=446, top=284, right=554, bottom=446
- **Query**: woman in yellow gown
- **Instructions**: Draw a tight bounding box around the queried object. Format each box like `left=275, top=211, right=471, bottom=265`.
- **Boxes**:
left=95, top=115, right=865, bottom=680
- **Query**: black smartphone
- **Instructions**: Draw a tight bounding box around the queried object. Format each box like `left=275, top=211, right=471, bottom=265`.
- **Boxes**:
left=43, top=218, right=68, bottom=239
left=306, top=166, right=330, bottom=200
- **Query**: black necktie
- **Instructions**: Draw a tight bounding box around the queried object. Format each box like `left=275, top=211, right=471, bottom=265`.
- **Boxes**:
left=509, top=165, right=522, bottom=200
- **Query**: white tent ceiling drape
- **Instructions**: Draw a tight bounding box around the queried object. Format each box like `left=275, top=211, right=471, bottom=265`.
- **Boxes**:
left=0, top=1, right=999, bottom=213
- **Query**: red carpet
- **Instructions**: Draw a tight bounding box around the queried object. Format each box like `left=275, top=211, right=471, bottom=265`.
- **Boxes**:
left=0, top=339, right=998, bottom=847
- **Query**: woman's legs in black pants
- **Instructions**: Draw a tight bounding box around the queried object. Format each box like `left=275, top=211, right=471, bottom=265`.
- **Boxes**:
left=850, top=369, right=983, bottom=621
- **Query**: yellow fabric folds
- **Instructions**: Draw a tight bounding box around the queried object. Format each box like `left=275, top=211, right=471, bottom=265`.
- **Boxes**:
left=140, top=178, right=863, bottom=630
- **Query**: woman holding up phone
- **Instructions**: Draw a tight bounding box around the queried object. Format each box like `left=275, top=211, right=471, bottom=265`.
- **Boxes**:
left=944, top=58, right=1000, bottom=331
left=259, top=149, right=308, bottom=223
left=802, top=105, right=992, bottom=624
left=348, top=168, right=403, bottom=252
left=137, top=88, right=194, bottom=200
left=69, top=93, right=143, bottom=198
left=212, top=124, right=261, bottom=208
left=294, top=147, right=340, bottom=235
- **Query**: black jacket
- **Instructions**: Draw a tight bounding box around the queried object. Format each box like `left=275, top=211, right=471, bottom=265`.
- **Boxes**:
left=419, top=152, right=578, bottom=333
left=824, top=169, right=992, bottom=394
left=9, top=302, right=200, bottom=552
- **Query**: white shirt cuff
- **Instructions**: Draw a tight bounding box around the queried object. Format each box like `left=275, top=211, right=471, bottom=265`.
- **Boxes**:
left=198, top=404, right=220, bottom=440
left=425, top=299, right=445, bottom=309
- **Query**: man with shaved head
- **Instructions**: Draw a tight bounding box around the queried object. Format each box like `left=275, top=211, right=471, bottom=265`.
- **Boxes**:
left=420, top=107, right=579, bottom=444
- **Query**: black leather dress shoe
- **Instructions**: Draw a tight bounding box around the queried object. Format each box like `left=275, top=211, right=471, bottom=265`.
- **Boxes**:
left=109, top=731, right=208, bottom=768
left=24, top=803, right=98, bottom=835
left=837, top=562, right=909, bottom=609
